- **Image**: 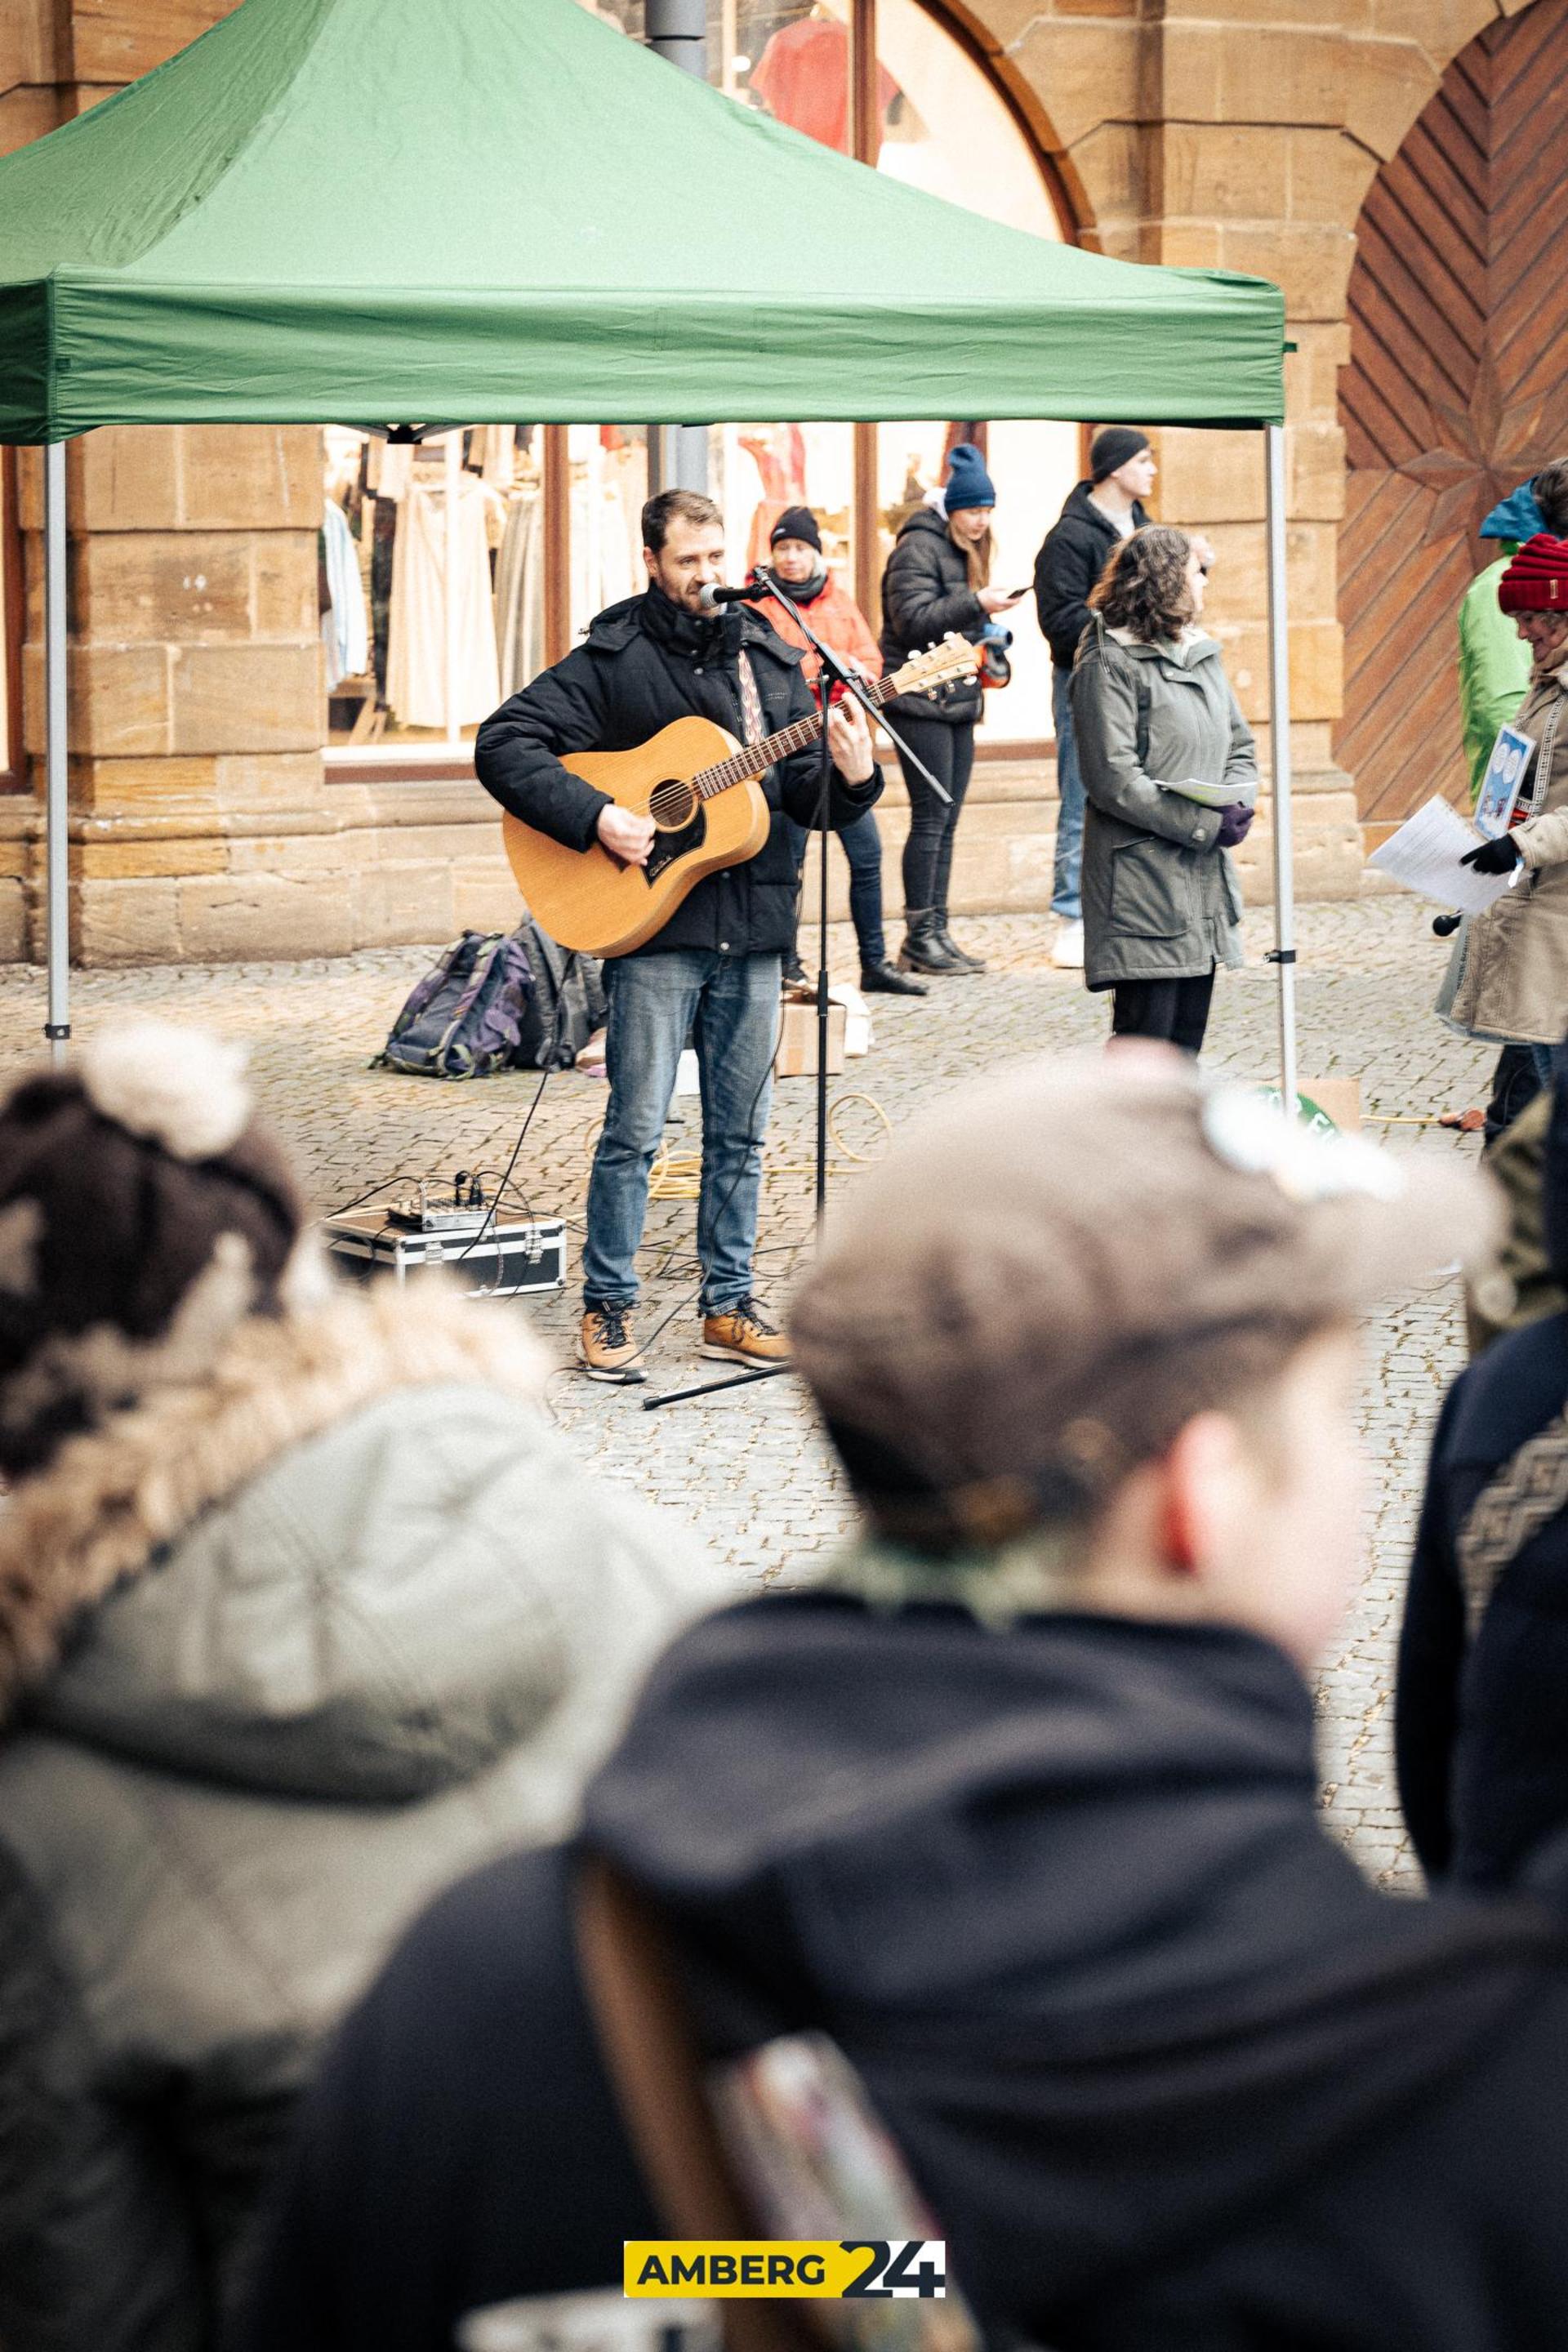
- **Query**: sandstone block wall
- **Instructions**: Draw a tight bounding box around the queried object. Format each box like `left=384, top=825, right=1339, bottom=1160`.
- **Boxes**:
left=3, top=0, right=1545, bottom=959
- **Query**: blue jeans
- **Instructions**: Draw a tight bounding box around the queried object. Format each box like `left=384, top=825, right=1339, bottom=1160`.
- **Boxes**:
left=786, top=810, right=887, bottom=967
left=581, top=950, right=778, bottom=1315
left=1051, top=666, right=1085, bottom=921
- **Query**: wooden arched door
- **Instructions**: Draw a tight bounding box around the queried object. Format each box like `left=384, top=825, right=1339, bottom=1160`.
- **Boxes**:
left=1337, top=0, right=1568, bottom=831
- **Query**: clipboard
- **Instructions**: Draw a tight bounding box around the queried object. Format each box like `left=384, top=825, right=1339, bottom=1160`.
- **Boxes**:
left=1475, top=723, right=1535, bottom=839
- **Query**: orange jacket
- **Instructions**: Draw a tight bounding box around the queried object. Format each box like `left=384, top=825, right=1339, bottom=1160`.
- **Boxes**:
left=756, top=572, right=882, bottom=688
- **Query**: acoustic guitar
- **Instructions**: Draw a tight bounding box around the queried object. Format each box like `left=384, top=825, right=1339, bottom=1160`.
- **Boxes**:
left=501, top=635, right=982, bottom=959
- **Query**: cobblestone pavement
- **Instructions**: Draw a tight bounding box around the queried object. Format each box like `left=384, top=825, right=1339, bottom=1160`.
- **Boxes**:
left=0, top=897, right=1500, bottom=1888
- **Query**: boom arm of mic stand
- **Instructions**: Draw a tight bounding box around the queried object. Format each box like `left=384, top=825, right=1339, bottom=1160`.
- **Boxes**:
left=750, top=568, right=953, bottom=806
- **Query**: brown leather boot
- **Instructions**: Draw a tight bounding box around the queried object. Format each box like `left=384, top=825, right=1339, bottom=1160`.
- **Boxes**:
left=578, top=1304, right=646, bottom=1383
left=701, top=1297, right=791, bottom=1366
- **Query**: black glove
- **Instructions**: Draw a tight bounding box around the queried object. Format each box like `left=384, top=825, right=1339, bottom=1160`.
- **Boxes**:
left=1215, top=802, right=1254, bottom=849
left=1459, top=833, right=1522, bottom=875
left=1432, top=912, right=1462, bottom=938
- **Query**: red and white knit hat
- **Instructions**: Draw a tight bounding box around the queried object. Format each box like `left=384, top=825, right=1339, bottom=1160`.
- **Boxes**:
left=1499, top=533, right=1568, bottom=613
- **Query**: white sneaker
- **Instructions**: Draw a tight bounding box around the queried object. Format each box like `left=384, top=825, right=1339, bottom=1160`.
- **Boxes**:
left=1051, top=918, right=1085, bottom=969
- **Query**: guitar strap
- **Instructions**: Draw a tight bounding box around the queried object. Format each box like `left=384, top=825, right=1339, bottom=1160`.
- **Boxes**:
left=736, top=649, right=767, bottom=751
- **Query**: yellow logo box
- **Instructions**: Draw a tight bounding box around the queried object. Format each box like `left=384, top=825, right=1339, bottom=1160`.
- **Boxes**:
left=625, top=2242, right=947, bottom=2301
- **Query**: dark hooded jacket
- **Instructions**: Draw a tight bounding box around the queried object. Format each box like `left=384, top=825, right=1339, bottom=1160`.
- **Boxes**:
left=1034, top=479, right=1149, bottom=670
left=1400, top=1074, right=1568, bottom=1888
left=474, top=587, right=879, bottom=958
left=241, top=1589, right=1568, bottom=2352
left=877, top=506, right=985, bottom=726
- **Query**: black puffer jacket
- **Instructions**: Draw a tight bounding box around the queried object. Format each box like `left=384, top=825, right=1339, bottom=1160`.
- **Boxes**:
left=242, top=1595, right=1568, bottom=2352
left=474, top=587, right=879, bottom=958
left=1034, top=479, right=1149, bottom=670
left=878, top=506, right=985, bottom=727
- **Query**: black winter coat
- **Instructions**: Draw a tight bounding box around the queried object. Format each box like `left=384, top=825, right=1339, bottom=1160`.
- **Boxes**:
left=1399, top=1310, right=1568, bottom=1888
left=242, top=1598, right=1568, bottom=2352
left=474, top=587, right=879, bottom=959
left=877, top=506, right=985, bottom=726
left=1034, top=479, right=1149, bottom=671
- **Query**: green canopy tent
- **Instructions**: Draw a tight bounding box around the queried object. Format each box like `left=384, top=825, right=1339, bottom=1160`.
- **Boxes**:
left=0, top=0, right=1298, bottom=1088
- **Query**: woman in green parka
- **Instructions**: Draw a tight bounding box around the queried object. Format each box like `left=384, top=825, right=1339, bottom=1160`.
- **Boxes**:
left=1071, top=526, right=1258, bottom=1056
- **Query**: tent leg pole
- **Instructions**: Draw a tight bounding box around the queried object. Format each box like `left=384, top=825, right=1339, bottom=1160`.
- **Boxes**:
left=44, top=439, right=69, bottom=1066
left=443, top=429, right=461, bottom=750
left=1264, top=421, right=1297, bottom=1116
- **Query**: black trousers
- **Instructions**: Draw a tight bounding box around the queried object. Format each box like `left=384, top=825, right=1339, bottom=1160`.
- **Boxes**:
left=1483, top=1041, right=1541, bottom=1148
left=895, top=713, right=976, bottom=913
left=1111, top=969, right=1216, bottom=1056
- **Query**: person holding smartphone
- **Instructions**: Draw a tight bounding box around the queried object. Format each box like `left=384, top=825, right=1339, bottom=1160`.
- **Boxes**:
left=878, top=444, right=1022, bottom=977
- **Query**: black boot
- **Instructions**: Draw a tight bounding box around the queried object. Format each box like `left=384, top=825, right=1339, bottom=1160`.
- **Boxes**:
left=934, top=907, right=986, bottom=972
left=897, top=911, right=965, bottom=975
left=860, top=958, right=929, bottom=997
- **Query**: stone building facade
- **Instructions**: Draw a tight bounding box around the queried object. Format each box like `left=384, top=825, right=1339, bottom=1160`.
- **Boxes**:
left=0, top=0, right=1556, bottom=962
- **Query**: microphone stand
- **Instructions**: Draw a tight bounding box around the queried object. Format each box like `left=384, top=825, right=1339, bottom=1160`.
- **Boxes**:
left=643, top=566, right=947, bottom=1412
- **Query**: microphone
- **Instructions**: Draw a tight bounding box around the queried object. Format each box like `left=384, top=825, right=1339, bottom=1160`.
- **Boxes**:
left=697, top=581, right=769, bottom=609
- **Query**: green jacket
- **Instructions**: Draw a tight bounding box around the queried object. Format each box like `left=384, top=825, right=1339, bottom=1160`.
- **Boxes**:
left=1459, top=555, right=1533, bottom=803
left=1071, top=617, right=1256, bottom=991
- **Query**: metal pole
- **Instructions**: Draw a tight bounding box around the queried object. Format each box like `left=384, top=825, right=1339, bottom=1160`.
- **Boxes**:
left=43, top=439, right=69, bottom=1062
left=646, top=0, right=709, bottom=497
left=443, top=428, right=461, bottom=750
left=1263, top=422, right=1298, bottom=1116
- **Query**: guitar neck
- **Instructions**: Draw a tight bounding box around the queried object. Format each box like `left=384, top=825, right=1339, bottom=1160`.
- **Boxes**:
left=694, top=674, right=898, bottom=803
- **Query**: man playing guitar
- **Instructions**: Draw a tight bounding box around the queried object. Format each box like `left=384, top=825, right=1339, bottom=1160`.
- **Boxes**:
left=475, top=488, right=879, bottom=1383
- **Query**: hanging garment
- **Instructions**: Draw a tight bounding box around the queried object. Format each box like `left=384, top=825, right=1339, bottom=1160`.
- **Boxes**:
left=494, top=485, right=546, bottom=702
left=481, top=425, right=517, bottom=490
left=320, top=497, right=370, bottom=691
left=748, top=17, right=895, bottom=155
left=386, top=473, right=500, bottom=731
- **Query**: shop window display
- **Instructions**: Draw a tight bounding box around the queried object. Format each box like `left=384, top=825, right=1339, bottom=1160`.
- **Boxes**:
left=322, top=425, right=543, bottom=754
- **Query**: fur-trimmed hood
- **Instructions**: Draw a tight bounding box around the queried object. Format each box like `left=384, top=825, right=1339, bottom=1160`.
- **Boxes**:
left=0, top=1284, right=570, bottom=1800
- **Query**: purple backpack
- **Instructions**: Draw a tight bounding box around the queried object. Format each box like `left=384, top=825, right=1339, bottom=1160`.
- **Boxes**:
left=375, top=930, right=535, bottom=1080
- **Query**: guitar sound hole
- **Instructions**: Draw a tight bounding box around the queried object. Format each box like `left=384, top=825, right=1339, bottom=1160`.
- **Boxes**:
left=648, top=778, right=697, bottom=829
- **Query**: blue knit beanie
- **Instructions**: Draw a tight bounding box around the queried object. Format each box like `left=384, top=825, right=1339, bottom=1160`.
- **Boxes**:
left=943, top=443, right=996, bottom=513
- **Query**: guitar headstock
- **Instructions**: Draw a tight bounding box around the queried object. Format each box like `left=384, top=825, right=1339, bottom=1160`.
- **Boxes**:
left=887, top=634, right=983, bottom=701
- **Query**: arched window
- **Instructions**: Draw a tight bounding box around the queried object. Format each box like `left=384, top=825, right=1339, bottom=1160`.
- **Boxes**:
left=702, top=0, right=1078, bottom=746
left=321, top=0, right=1074, bottom=771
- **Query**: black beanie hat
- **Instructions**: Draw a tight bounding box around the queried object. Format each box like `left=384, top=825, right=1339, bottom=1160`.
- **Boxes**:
left=1090, top=426, right=1152, bottom=483
left=770, top=505, right=822, bottom=553
left=0, top=1024, right=305, bottom=1477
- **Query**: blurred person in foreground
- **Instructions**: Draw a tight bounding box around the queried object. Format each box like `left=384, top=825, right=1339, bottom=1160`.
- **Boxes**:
left=1073, top=526, right=1256, bottom=1055
left=757, top=506, right=924, bottom=1000
left=0, top=1023, right=721, bottom=2352
left=242, top=1054, right=1568, bottom=2352
left=1400, top=1060, right=1568, bottom=1890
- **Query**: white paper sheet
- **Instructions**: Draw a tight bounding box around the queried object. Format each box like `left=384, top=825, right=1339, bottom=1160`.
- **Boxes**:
left=1367, top=795, right=1520, bottom=915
